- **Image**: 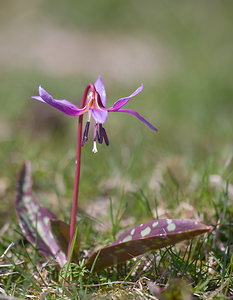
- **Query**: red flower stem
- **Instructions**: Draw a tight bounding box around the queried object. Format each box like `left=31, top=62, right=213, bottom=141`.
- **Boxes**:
left=67, top=83, right=96, bottom=259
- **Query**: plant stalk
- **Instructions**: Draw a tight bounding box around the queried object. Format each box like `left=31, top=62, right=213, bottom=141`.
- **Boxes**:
left=67, top=83, right=96, bottom=259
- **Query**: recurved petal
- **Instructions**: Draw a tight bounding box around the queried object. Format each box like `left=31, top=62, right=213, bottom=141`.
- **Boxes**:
left=91, top=109, right=108, bottom=124
left=37, top=86, right=86, bottom=116
left=116, top=109, right=158, bottom=131
left=108, top=84, right=144, bottom=111
left=31, top=96, right=45, bottom=103
left=94, top=76, right=106, bottom=107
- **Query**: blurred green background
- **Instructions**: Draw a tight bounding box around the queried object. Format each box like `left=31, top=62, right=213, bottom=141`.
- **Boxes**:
left=0, top=1, right=232, bottom=227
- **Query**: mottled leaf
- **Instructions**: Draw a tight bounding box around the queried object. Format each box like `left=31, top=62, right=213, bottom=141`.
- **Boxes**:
left=85, top=219, right=211, bottom=272
left=15, top=161, right=67, bottom=267
left=50, top=220, right=80, bottom=263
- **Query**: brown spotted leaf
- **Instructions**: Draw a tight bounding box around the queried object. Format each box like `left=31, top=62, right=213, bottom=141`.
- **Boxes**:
left=85, top=219, right=211, bottom=272
left=15, top=161, right=67, bottom=267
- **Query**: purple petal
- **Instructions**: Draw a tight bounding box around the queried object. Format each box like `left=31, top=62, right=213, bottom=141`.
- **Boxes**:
left=33, top=86, right=87, bottom=117
left=90, top=109, right=108, bottom=124
left=31, top=96, right=45, bottom=103
left=108, top=84, right=143, bottom=111
left=116, top=109, right=158, bottom=131
left=32, top=95, right=81, bottom=112
left=32, top=95, right=76, bottom=107
left=94, top=76, right=106, bottom=107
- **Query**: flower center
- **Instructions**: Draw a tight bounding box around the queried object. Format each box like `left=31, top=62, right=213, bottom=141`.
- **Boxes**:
left=81, top=90, right=109, bottom=153
left=86, top=91, right=104, bottom=111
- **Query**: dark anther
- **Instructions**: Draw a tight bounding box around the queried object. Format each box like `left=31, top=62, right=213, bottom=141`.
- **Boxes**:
left=102, top=127, right=109, bottom=146
left=97, top=124, right=103, bottom=144
left=81, top=121, right=90, bottom=146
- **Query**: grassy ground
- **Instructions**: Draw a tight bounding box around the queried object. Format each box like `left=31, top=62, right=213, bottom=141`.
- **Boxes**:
left=0, top=1, right=233, bottom=299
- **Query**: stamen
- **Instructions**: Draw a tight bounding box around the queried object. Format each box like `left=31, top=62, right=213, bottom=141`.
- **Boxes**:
left=98, top=124, right=103, bottom=144
left=102, top=127, right=109, bottom=146
left=87, top=111, right=91, bottom=122
left=93, top=123, right=98, bottom=141
left=92, top=141, right=98, bottom=153
left=81, top=121, right=90, bottom=146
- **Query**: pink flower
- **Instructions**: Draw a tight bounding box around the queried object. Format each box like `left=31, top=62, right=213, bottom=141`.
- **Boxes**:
left=32, top=76, right=157, bottom=152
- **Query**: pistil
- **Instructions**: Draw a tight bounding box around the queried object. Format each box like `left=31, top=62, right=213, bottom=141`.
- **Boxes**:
left=92, top=141, right=98, bottom=153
